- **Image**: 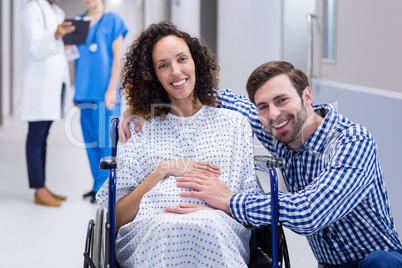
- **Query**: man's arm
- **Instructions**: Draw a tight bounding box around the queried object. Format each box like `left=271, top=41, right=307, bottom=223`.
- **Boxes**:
left=233, top=137, right=379, bottom=233
left=119, top=89, right=276, bottom=150
left=174, top=135, right=380, bottom=235
left=216, top=89, right=274, bottom=150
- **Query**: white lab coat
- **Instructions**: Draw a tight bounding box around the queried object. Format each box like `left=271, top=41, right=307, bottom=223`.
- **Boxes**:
left=21, top=0, right=71, bottom=122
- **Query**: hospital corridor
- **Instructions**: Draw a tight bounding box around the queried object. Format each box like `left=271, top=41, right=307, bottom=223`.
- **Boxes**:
left=1, top=0, right=402, bottom=267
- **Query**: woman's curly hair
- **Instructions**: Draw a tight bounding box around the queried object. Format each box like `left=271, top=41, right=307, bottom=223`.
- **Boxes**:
left=120, top=21, right=219, bottom=119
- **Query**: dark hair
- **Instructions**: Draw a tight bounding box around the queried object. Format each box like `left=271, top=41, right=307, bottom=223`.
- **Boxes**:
left=246, top=61, right=309, bottom=104
left=121, top=21, right=219, bottom=119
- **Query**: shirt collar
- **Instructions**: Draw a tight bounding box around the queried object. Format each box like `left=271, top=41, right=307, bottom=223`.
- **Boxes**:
left=300, top=103, right=340, bottom=154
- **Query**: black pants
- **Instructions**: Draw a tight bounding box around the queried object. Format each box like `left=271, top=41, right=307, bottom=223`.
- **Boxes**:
left=26, top=121, right=53, bottom=188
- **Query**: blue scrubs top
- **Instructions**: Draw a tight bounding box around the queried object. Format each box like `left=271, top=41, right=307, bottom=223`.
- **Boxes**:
left=74, top=12, right=128, bottom=102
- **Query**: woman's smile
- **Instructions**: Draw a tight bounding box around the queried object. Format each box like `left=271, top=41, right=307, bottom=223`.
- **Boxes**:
left=171, top=78, right=188, bottom=88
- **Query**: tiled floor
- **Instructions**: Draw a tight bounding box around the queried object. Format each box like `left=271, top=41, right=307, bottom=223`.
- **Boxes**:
left=0, top=113, right=98, bottom=268
left=0, top=113, right=316, bottom=267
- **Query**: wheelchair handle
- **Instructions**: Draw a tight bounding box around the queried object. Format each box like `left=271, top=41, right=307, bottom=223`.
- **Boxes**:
left=254, top=155, right=284, bottom=170
left=110, top=117, right=119, bottom=157
left=100, top=156, right=117, bottom=170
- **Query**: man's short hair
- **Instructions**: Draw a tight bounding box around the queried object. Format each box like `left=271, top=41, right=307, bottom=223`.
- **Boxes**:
left=246, top=61, right=309, bottom=104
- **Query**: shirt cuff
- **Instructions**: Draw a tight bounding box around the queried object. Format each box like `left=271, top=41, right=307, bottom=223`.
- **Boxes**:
left=229, top=193, right=251, bottom=225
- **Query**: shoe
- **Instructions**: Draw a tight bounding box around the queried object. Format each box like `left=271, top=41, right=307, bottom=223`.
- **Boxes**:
left=34, top=193, right=62, bottom=207
left=51, top=193, right=67, bottom=201
left=83, top=191, right=97, bottom=204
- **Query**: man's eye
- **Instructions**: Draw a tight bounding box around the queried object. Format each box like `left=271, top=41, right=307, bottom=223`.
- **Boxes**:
left=258, top=105, right=268, bottom=111
left=278, top=98, right=287, bottom=103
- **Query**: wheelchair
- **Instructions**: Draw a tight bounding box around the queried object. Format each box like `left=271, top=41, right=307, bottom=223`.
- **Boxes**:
left=83, top=117, right=290, bottom=268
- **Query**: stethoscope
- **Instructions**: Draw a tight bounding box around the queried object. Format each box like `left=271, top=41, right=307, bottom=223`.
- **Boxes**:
left=36, top=0, right=48, bottom=33
left=84, top=9, right=105, bottom=53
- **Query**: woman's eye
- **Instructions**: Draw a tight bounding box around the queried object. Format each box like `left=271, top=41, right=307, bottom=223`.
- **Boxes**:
left=158, top=64, right=167, bottom=69
left=179, top=57, right=187, bottom=62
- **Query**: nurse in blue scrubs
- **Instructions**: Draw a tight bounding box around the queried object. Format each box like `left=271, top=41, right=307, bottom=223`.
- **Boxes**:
left=74, top=0, right=128, bottom=202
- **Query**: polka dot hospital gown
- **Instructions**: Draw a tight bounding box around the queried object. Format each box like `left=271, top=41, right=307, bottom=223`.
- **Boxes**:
left=97, top=106, right=263, bottom=267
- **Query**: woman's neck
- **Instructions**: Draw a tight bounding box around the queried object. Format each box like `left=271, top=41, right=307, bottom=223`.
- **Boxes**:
left=169, top=99, right=203, bottom=117
left=86, top=4, right=105, bottom=25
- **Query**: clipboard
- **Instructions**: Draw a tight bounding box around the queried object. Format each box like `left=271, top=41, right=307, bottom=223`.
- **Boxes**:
left=63, top=18, right=90, bottom=45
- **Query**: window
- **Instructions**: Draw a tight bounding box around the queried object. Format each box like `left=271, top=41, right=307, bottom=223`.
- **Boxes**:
left=323, top=0, right=336, bottom=61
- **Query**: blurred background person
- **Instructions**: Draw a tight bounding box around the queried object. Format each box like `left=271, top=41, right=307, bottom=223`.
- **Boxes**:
left=21, top=0, right=75, bottom=207
left=73, top=0, right=128, bottom=203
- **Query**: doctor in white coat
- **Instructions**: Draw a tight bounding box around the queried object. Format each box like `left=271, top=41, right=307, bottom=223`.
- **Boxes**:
left=21, top=0, right=75, bottom=206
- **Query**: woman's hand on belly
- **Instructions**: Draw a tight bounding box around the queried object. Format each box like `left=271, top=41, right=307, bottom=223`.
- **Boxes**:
left=164, top=203, right=213, bottom=214
left=159, top=159, right=222, bottom=178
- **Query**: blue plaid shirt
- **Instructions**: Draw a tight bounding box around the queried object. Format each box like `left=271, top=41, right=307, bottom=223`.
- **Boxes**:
left=217, top=88, right=401, bottom=265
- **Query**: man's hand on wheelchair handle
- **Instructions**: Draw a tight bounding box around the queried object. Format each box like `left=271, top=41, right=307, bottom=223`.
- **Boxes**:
left=176, top=173, right=232, bottom=212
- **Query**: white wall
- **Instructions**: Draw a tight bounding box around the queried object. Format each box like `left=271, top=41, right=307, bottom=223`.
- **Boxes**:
left=104, top=0, right=143, bottom=52
left=282, top=0, right=315, bottom=73
left=170, top=0, right=200, bottom=37
left=1, top=0, right=11, bottom=120
left=11, top=0, right=28, bottom=119
left=318, top=0, right=402, bottom=94
left=143, top=0, right=170, bottom=30
left=217, top=0, right=282, bottom=97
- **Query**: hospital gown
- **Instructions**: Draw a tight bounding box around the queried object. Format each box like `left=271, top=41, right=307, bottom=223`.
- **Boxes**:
left=97, top=105, right=263, bottom=267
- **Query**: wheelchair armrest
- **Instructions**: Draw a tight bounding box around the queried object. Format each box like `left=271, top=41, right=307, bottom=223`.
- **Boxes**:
left=100, top=156, right=117, bottom=170
left=254, top=155, right=284, bottom=170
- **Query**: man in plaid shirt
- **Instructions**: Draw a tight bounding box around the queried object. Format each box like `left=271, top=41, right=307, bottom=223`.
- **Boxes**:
left=121, top=61, right=402, bottom=267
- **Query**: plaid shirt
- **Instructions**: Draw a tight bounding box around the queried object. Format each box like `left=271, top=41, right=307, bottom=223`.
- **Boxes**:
left=217, top=88, right=401, bottom=265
